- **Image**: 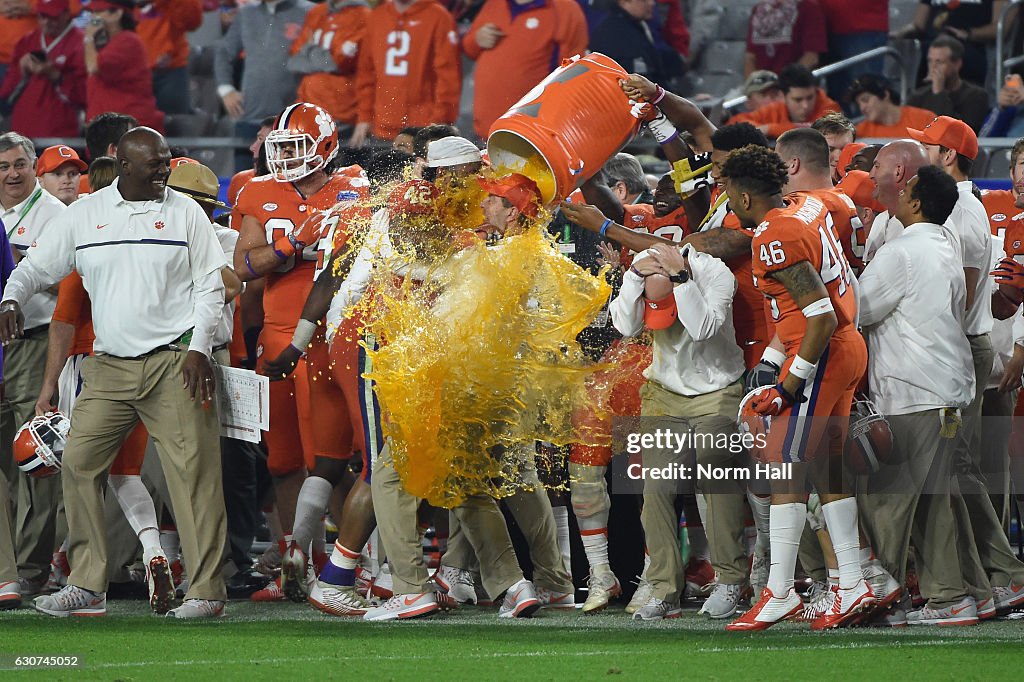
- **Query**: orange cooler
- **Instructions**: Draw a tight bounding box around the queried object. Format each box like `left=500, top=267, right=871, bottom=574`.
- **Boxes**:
left=486, top=53, right=641, bottom=204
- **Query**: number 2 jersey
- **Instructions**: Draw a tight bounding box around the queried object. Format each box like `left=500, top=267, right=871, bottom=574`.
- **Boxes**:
left=751, top=192, right=858, bottom=352
left=233, top=167, right=370, bottom=338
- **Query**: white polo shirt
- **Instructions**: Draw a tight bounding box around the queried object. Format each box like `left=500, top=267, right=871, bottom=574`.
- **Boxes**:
left=3, top=181, right=66, bottom=330
left=945, top=181, right=993, bottom=337
left=214, top=224, right=239, bottom=348
left=858, top=221, right=975, bottom=415
left=610, top=248, right=744, bottom=397
left=3, top=180, right=226, bottom=357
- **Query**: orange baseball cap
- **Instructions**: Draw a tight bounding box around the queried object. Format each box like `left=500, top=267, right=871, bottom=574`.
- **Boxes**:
left=36, top=145, right=87, bottom=176
left=906, top=115, right=979, bottom=160
left=477, top=173, right=541, bottom=218
left=836, top=170, right=884, bottom=213
left=836, top=142, right=866, bottom=179
left=170, top=157, right=200, bottom=169
left=643, top=292, right=677, bottom=330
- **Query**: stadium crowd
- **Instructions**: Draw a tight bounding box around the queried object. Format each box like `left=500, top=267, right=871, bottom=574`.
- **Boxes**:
left=0, top=0, right=1021, bottom=632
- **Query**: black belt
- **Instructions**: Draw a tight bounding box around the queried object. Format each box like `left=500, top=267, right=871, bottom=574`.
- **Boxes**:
left=114, top=330, right=195, bottom=360
left=213, top=343, right=228, bottom=353
left=21, top=324, right=49, bottom=339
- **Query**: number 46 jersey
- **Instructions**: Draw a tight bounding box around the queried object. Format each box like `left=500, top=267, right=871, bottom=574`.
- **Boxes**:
left=751, top=193, right=858, bottom=352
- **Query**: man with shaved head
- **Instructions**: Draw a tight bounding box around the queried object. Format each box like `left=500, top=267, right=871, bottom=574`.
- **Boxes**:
left=864, top=139, right=930, bottom=263
left=0, top=126, right=230, bottom=619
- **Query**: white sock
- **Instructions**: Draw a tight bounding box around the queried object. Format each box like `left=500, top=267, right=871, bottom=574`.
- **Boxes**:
left=107, top=474, right=159, bottom=546
left=859, top=546, right=874, bottom=565
left=581, top=528, right=609, bottom=569
left=552, top=506, right=571, bottom=574
left=746, top=491, right=771, bottom=554
left=160, top=530, right=181, bottom=562
left=766, top=502, right=805, bottom=596
left=827, top=568, right=839, bottom=586
left=292, top=476, right=333, bottom=553
left=820, top=498, right=862, bottom=590
left=139, top=528, right=163, bottom=561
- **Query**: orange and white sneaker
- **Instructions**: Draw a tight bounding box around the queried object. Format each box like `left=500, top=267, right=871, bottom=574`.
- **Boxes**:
left=167, top=599, right=225, bottom=619
left=0, top=580, right=22, bottom=610
left=363, top=592, right=439, bottom=621
left=800, top=583, right=837, bottom=622
left=250, top=576, right=286, bottom=602
left=146, top=554, right=175, bottom=615
left=34, top=585, right=106, bottom=617
left=281, top=542, right=309, bottom=603
left=811, top=580, right=875, bottom=630
left=498, top=579, right=541, bottom=618
left=43, top=550, right=70, bottom=593
left=993, top=583, right=1024, bottom=612
left=309, top=580, right=370, bottom=617
left=536, top=586, right=575, bottom=610
left=906, top=596, right=978, bottom=626
left=726, top=587, right=802, bottom=631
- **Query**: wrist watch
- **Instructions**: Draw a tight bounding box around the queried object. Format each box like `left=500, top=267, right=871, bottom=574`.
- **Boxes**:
left=668, top=270, right=689, bottom=284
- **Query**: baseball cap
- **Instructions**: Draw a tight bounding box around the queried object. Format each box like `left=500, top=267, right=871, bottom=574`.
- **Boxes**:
left=836, top=170, right=884, bottom=213
left=744, top=70, right=780, bottom=97
left=836, top=142, right=867, bottom=179
left=643, top=291, right=678, bottom=330
left=425, top=136, right=483, bottom=168
left=37, top=0, right=70, bottom=17
left=477, top=173, right=541, bottom=218
left=170, top=157, right=200, bottom=169
left=168, top=161, right=228, bottom=209
left=906, top=115, right=979, bottom=160
left=36, top=145, right=87, bottom=176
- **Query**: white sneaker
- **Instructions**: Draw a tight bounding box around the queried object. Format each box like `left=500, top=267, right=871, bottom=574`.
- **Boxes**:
left=146, top=554, right=175, bottom=615
left=801, top=583, right=837, bottom=622
left=699, top=583, right=745, bottom=619
left=625, top=574, right=653, bottom=615
left=632, top=596, right=682, bottom=621
left=536, top=586, right=575, bottom=610
left=0, top=580, right=22, bottom=610
left=498, top=579, right=541, bottom=618
left=309, top=580, right=370, bottom=617
left=811, top=579, right=876, bottom=630
left=725, top=587, right=802, bottom=631
left=433, top=565, right=477, bottom=605
left=750, top=549, right=770, bottom=597
left=370, top=563, right=394, bottom=600
left=582, top=564, right=621, bottom=614
left=977, top=596, right=995, bottom=620
left=166, top=599, right=225, bottom=619
left=280, top=542, right=309, bottom=603
left=34, top=585, right=106, bottom=617
left=907, top=596, right=978, bottom=626
left=363, top=592, right=439, bottom=621
left=861, top=558, right=900, bottom=609
left=993, top=582, right=1024, bottom=611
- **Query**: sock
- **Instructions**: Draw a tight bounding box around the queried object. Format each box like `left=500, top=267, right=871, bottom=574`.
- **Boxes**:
left=552, top=506, right=571, bottom=574
left=312, top=517, right=326, bottom=556
left=292, top=476, right=333, bottom=553
left=820, top=498, right=862, bottom=590
left=139, top=528, right=163, bottom=561
left=746, top=491, right=771, bottom=554
left=827, top=568, right=840, bottom=586
left=319, top=542, right=361, bottom=587
left=107, top=474, right=159, bottom=542
left=160, top=530, right=181, bottom=562
left=581, top=528, right=609, bottom=568
left=766, top=502, right=806, bottom=596
left=859, top=546, right=875, bottom=565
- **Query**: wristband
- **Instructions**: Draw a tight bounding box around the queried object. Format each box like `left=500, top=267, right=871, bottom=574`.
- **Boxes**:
left=599, top=218, right=612, bottom=237
left=244, top=252, right=259, bottom=277
left=789, top=354, right=817, bottom=380
left=273, top=236, right=295, bottom=259
left=651, top=85, right=666, bottom=105
left=291, top=318, right=317, bottom=351
left=761, top=346, right=787, bottom=368
left=647, top=111, right=679, bottom=145
left=629, top=265, right=646, bottom=278
left=801, top=297, right=835, bottom=318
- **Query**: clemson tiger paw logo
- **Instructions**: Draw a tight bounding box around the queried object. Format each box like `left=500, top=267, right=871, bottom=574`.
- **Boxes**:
left=154, top=221, right=165, bottom=230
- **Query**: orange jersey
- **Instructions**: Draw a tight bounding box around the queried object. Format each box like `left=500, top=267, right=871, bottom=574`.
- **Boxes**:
left=355, top=0, right=461, bottom=140
left=727, top=89, right=840, bottom=138
left=854, top=105, right=935, bottom=139
left=790, top=188, right=864, bottom=273
left=621, top=202, right=690, bottom=243
left=462, top=0, right=587, bottom=138
left=234, top=167, right=369, bottom=336
left=51, top=271, right=94, bottom=356
left=982, top=189, right=1020, bottom=240
left=0, top=1, right=82, bottom=64
left=292, top=3, right=370, bottom=125
left=136, top=0, right=203, bottom=71
left=751, top=193, right=857, bottom=351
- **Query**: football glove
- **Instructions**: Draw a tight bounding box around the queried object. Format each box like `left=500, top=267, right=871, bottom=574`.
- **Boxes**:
left=745, top=359, right=781, bottom=393
left=992, top=256, right=1024, bottom=290
left=750, top=383, right=805, bottom=417
left=670, top=153, right=713, bottom=199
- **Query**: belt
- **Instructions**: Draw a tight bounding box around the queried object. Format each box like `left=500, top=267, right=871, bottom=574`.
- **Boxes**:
left=213, top=343, right=228, bottom=353
left=21, top=324, right=49, bottom=339
left=966, top=333, right=990, bottom=340
left=114, top=329, right=195, bottom=360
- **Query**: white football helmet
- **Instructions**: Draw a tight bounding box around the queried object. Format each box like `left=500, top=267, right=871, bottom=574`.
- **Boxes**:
left=14, top=411, right=71, bottom=478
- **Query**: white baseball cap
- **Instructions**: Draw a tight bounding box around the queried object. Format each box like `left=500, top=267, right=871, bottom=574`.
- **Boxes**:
left=426, top=136, right=483, bottom=168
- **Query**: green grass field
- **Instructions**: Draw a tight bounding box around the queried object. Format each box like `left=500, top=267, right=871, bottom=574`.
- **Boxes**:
left=1, top=599, right=1022, bottom=681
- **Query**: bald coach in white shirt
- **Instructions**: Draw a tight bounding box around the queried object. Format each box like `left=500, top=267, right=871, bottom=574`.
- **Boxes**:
left=0, top=128, right=229, bottom=619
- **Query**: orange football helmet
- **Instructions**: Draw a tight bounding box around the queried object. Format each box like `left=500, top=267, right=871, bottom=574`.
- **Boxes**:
left=14, top=412, right=71, bottom=478
left=737, top=387, right=772, bottom=462
left=265, top=102, right=339, bottom=183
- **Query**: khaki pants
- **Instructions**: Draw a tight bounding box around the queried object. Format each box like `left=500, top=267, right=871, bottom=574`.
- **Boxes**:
left=980, top=387, right=1016, bottom=526
left=372, top=442, right=522, bottom=599
left=2, top=334, right=60, bottom=585
left=63, top=350, right=226, bottom=600
left=640, top=380, right=745, bottom=602
left=0, top=450, right=16, bottom=583
left=859, top=411, right=966, bottom=608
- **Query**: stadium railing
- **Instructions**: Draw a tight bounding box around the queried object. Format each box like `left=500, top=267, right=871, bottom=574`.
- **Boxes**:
left=996, top=0, right=1024, bottom=89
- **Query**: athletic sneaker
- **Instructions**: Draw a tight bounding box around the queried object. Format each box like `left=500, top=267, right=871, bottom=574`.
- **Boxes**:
left=280, top=542, right=309, bottom=603
left=167, top=599, right=225, bottom=619
left=800, top=583, right=837, bottom=622
left=725, top=587, right=802, bottom=631
left=861, top=559, right=901, bottom=610
left=582, top=564, right=621, bottom=615
left=34, top=585, right=106, bottom=617
left=536, top=586, right=575, bottom=610
left=498, top=579, right=541, bottom=618
left=811, top=580, right=875, bottom=630
left=625, top=573, right=653, bottom=615
left=750, top=549, right=770, bottom=598
left=0, top=581, right=21, bottom=610
left=250, top=576, right=286, bottom=602
left=43, top=550, right=69, bottom=593
left=309, top=580, right=370, bottom=617
left=977, top=596, right=995, bottom=620
left=369, top=563, right=394, bottom=600
left=864, top=606, right=908, bottom=628
left=993, top=583, right=1024, bottom=611
left=433, top=565, right=477, bottom=605
left=363, top=592, right=439, bottom=621
left=907, top=596, right=978, bottom=626
left=683, top=559, right=715, bottom=599
left=699, top=583, right=745, bottom=619
left=632, top=597, right=682, bottom=621
left=253, top=543, right=282, bottom=577
left=146, top=554, right=175, bottom=615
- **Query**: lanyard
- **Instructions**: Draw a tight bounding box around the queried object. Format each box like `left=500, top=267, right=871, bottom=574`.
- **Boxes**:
left=6, top=187, right=43, bottom=240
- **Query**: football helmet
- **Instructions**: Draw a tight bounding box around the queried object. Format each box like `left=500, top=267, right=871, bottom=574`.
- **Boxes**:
left=265, top=102, right=339, bottom=183
left=737, top=387, right=771, bottom=462
left=845, top=397, right=893, bottom=475
left=14, top=412, right=71, bottom=478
